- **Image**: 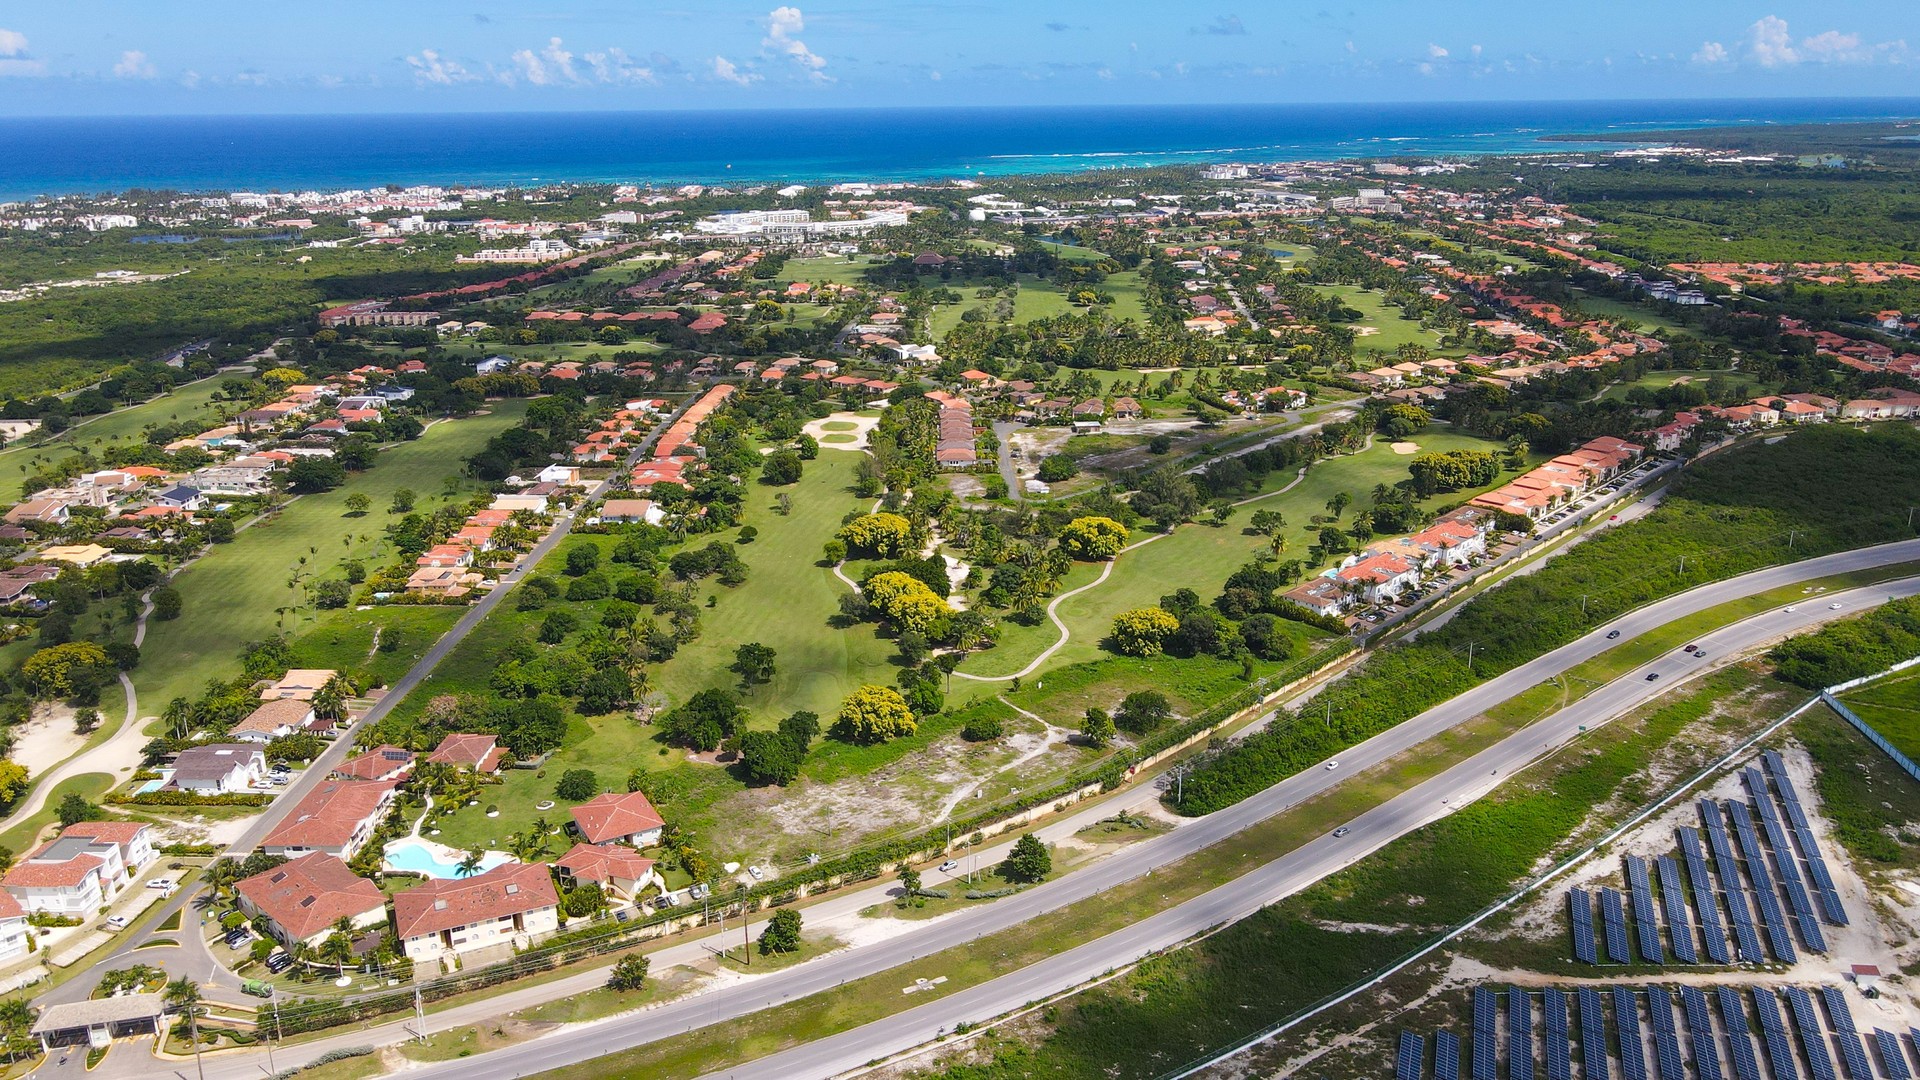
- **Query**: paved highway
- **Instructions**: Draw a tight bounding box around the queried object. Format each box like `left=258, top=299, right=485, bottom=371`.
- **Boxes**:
left=321, top=539, right=1920, bottom=1080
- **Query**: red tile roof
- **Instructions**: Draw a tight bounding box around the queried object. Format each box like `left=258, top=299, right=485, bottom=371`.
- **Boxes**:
left=427, top=733, right=506, bottom=772
left=261, top=780, right=398, bottom=851
left=392, top=862, right=558, bottom=940
left=554, top=842, right=655, bottom=887
left=568, top=791, right=665, bottom=845
left=2, top=852, right=103, bottom=888
left=235, top=852, right=386, bottom=942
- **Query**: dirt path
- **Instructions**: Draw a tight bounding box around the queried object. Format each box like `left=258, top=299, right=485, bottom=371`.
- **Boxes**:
left=953, top=465, right=1315, bottom=684
left=930, top=698, right=1075, bottom=823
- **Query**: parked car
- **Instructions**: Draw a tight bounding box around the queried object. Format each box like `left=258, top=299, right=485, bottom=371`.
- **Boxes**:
left=147, top=877, right=174, bottom=891
left=265, top=952, right=293, bottom=974
left=225, top=929, right=251, bottom=950
left=105, top=915, right=129, bottom=930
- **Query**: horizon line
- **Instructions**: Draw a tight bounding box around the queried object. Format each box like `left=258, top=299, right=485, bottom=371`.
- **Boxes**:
left=6, top=92, right=1920, bottom=123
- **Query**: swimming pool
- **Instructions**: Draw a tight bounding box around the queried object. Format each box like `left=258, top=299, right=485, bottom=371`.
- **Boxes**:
left=382, top=838, right=514, bottom=879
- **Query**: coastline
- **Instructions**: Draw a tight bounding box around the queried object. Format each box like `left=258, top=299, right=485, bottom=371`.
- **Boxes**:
left=5, top=96, right=1920, bottom=201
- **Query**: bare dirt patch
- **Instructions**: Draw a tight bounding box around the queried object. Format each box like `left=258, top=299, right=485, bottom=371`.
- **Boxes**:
left=10, top=703, right=88, bottom=775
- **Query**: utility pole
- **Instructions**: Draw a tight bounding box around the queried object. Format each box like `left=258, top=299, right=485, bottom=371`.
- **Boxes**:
left=1678, top=555, right=1687, bottom=574
left=414, top=986, right=427, bottom=1044
left=189, top=1005, right=205, bottom=1080
left=740, top=886, right=751, bottom=967
left=1467, top=641, right=1476, bottom=674
left=1324, top=698, right=1332, bottom=729
left=264, top=993, right=277, bottom=1075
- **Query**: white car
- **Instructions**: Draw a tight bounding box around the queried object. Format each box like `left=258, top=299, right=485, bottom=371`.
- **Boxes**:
left=105, top=915, right=129, bottom=930
left=146, top=877, right=174, bottom=891
left=747, top=865, right=764, bottom=881
left=1325, top=760, right=1339, bottom=771
left=938, top=860, right=959, bottom=874
left=1783, top=606, right=1797, bottom=613
left=1830, top=602, right=1844, bottom=610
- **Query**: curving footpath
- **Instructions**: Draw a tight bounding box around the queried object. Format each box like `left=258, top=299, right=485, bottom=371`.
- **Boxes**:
left=187, top=538, right=1920, bottom=1080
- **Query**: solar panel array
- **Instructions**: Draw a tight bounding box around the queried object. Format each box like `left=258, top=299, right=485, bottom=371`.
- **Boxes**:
left=1701, top=800, right=1768, bottom=964
left=1544, top=988, right=1571, bottom=1080
left=1570, top=888, right=1599, bottom=964
left=1877, top=1029, right=1913, bottom=1080
left=1678, top=828, right=1733, bottom=964
left=1764, top=751, right=1850, bottom=927
left=1729, top=800, right=1800, bottom=962
left=1511, top=986, right=1535, bottom=1080
left=1435, top=1030, right=1461, bottom=1080
left=1717, top=987, right=1762, bottom=1080
left=1680, top=987, right=1724, bottom=1080
left=1402, top=985, right=1892, bottom=1080
left=1749, top=769, right=1830, bottom=953
left=1616, top=986, right=1650, bottom=1080
left=1645, top=988, right=1685, bottom=1080
left=1819, top=986, right=1874, bottom=1080
left=1657, top=857, right=1699, bottom=964
left=1627, top=857, right=1665, bottom=963
left=1784, top=986, right=1838, bottom=1080
left=1398, top=1030, right=1425, bottom=1080
left=1579, top=987, right=1610, bottom=1080
left=1473, top=987, right=1497, bottom=1080
left=1753, top=988, right=1802, bottom=1080
left=1601, top=888, right=1633, bottom=964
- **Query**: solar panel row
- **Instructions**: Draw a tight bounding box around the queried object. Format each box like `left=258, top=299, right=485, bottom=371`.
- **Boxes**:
left=1819, top=987, right=1873, bottom=1080
left=1752, top=987, right=1802, bottom=1080
left=1784, top=986, right=1838, bottom=1080
left=1645, top=988, right=1685, bottom=1080
left=1625, top=857, right=1663, bottom=963
left=1703, top=800, right=1770, bottom=964
left=1396, top=1030, right=1424, bottom=1080
left=1473, top=987, right=1497, bottom=1080
left=1680, top=987, right=1724, bottom=1080
left=1877, top=1029, right=1913, bottom=1080
left=1730, top=800, right=1799, bottom=962
left=1680, top=829, right=1734, bottom=964
left=1435, top=1030, right=1462, bottom=1080
left=1569, top=889, right=1598, bottom=965
left=1544, top=988, right=1571, bottom=1080
left=1601, top=888, right=1632, bottom=964
left=1656, top=857, right=1698, bottom=964
left=1615, top=986, right=1649, bottom=1080
left=1763, top=755, right=1852, bottom=927
left=1510, top=986, right=1535, bottom=1080
left=1580, top=988, right=1610, bottom=1080
left=1718, top=987, right=1762, bottom=1080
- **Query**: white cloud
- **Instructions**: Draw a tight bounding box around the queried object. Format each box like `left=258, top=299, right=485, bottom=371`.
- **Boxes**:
left=1692, top=41, right=1730, bottom=65
left=1470, top=44, right=1483, bottom=58
left=0, top=28, right=25, bottom=56
left=112, top=49, right=156, bottom=79
left=233, top=70, right=267, bottom=86
left=509, top=37, right=585, bottom=86
left=1427, top=43, right=1448, bottom=59
left=928, top=69, right=942, bottom=81
left=540, top=37, right=580, bottom=83
left=1748, top=15, right=1798, bottom=67
left=0, top=28, right=41, bottom=76
left=1344, top=40, right=1356, bottom=53
left=180, top=69, right=200, bottom=88
left=1096, top=66, right=1114, bottom=80
left=763, top=5, right=831, bottom=82
left=1416, top=61, right=1436, bottom=76
left=407, top=49, right=475, bottom=86
left=1800, top=29, right=1873, bottom=63
left=584, top=47, right=654, bottom=84
left=711, top=55, right=760, bottom=85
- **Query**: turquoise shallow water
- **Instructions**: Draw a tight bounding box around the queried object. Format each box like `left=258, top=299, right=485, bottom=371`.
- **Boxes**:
left=2, top=97, right=1917, bottom=200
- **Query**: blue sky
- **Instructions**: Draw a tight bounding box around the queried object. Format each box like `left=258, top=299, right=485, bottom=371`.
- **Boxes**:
left=0, top=2, right=1915, bottom=115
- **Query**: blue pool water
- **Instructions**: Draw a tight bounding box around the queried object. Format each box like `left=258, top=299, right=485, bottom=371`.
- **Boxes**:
left=382, top=838, right=513, bottom=879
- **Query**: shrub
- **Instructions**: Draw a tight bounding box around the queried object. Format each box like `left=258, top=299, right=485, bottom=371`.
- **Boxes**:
left=1110, top=607, right=1179, bottom=657
left=555, top=769, right=600, bottom=801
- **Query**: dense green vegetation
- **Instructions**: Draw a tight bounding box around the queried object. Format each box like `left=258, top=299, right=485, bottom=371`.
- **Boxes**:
left=1772, top=596, right=1920, bottom=689
left=1175, top=425, right=1920, bottom=814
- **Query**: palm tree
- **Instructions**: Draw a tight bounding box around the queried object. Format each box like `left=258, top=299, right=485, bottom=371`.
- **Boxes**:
left=456, top=848, right=484, bottom=878
left=320, top=931, right=354, bottom=975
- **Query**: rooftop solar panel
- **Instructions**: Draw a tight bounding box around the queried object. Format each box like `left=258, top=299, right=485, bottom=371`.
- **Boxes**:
left=1718, top=987, right=1762, bottom=1080
left=1397, top=1030, right=1424, bottom=1080
left=1753, top=988, right=1802, bottom=1080
left=1580, top=988, right=1610, bottom=1080
left=1615, top=987, right=1649, bottom=1080
left=1436, top=1030, right=1462, bottom=1080
left=1646, top=987, right=1685, bottom=1080
left=1681, top=987, right=1724, bottom=1080
left=1544, top=988, right=1571, bottom=1080
left=1876, top=1029, right=1913, bottom=1080
left=1511, top=986, right=1535, bottom=1080
left=1657, top=857, right=1699, bottom=964
left=1784, top=987, right=1838, bottom=1080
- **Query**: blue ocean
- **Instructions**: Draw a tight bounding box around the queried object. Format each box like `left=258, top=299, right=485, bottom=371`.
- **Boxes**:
left=1, top=97, right=1916, bottom=200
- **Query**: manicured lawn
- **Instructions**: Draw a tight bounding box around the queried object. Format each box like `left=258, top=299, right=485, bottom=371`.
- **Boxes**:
left=0, top=772, right=115, bottom=854
left=783, top=254, right=887, bottom=287
left=928, top=272, right=1152, bottom=338
left=1841, top=670, right=1920, bottom=762
left=134, top=400, right=529, bottom=714
left=1036, top=239, right=1109, bottom=262
left=960, top=429, right=1514, bottom=678
left=1598, top=367, right=1760, bottom=402
left=1317, top=284, right=1451, bottom=357
left=0, top=376, right=232, bottom=503
left=1569, top=290, right=1692, bottom=334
